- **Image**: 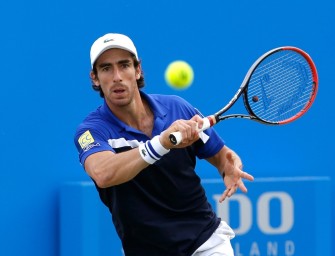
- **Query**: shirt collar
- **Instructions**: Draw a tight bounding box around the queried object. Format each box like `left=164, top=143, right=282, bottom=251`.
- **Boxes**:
left=140, top=91, right=167, bottom=119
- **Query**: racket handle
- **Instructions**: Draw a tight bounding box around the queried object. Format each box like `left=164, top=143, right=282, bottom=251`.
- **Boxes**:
left=169, top=117, right=212, bottom=145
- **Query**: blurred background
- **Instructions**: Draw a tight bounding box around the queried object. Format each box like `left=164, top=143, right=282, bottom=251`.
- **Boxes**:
left=0, top=0, right=333, bottom=255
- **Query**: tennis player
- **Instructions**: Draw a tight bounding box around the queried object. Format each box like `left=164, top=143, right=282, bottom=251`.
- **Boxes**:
left=74, top=33, right=254, bottom=256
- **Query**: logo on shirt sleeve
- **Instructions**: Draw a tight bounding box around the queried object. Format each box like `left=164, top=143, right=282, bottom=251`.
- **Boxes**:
left=78, top=130, right=94, bottom=149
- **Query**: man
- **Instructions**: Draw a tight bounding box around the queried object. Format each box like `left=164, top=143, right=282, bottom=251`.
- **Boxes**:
left=74, top=33, right=254, bottom=256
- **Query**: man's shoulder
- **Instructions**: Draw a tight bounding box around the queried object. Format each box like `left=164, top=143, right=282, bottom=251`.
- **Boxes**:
left=80, top=106, right=104, bottom=124
left=75, top=106, right=108, bottom=133
left=149, top=93, right=190, bottom=106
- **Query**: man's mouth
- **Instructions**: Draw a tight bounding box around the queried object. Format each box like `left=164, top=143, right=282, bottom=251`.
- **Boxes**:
left=113, top=88, right=125, bottom=94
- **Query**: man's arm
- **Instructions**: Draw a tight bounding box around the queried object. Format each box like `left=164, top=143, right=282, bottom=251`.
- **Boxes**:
left=84, top=115, right=204, bottom=188
left=84, top=149, right=149, bottom=188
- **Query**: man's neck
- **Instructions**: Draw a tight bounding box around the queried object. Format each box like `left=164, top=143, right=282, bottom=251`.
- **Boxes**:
left=107, top=94, right=154, bottom=137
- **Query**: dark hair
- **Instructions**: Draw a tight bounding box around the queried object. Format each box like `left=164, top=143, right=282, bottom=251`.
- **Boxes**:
left=90, top=54, right=145, bottom=98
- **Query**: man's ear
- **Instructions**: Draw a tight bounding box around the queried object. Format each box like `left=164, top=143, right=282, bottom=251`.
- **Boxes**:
left=90, top=71, right=100, bottom=86
left=135, top=64, right=141, bottom=80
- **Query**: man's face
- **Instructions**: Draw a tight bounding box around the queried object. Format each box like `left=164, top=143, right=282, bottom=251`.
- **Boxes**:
left=91, top=48, right=141, bottom=108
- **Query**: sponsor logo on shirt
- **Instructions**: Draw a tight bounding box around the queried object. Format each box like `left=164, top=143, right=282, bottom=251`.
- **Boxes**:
left=83, top=142, right=100, bottom=152
left=78, top=130, right=94, bottom=149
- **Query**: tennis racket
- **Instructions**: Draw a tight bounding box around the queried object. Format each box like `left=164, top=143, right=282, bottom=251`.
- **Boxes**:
left=169, top=46, right=318, bottom=145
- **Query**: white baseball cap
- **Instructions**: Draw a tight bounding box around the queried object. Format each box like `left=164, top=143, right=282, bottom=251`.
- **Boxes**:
left=90, top=33, right=138, bottom=68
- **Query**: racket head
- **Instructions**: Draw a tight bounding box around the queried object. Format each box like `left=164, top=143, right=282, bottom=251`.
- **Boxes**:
left=243, top=46, right=318, bottom=124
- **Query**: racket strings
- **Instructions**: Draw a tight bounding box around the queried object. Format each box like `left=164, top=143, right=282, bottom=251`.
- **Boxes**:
left=247, top=50, right=314, bottom=122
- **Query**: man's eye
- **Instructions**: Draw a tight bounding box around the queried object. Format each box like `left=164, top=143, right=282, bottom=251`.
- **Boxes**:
left=102, top=66, right=110, bottom=71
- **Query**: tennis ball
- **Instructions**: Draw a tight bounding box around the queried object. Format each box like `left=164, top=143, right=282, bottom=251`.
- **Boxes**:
left=165, top=60, right=194, bottom=90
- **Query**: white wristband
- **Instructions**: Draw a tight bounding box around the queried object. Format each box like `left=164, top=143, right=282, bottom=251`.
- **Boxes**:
left=138, top=135, right=170, bottom=164
left=150, top=135, right=170, bottom=156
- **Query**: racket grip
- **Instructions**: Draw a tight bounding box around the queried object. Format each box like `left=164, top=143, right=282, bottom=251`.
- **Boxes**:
left=169, top=117, right=212, bottom=145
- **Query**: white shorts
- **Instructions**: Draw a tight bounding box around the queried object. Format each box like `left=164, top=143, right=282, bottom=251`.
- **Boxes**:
left=192, top=221, right=235, bottom=256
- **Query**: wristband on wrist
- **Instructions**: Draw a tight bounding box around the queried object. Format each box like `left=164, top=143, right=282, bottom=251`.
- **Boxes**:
left=139, top=135, right=170, bottom=164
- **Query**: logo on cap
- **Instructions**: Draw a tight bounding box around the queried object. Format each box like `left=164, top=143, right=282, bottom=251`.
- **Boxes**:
left=104, top=38, right=114, bottom=43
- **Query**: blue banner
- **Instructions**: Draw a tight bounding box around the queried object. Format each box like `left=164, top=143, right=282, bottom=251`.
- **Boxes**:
left=60, top=176, right=331, bottom=256
left=203, top=176, right=331, bottom=256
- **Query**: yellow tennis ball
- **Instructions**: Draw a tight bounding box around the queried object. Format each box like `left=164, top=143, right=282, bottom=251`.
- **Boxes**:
left=165, top=61, right=194, bottom=90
